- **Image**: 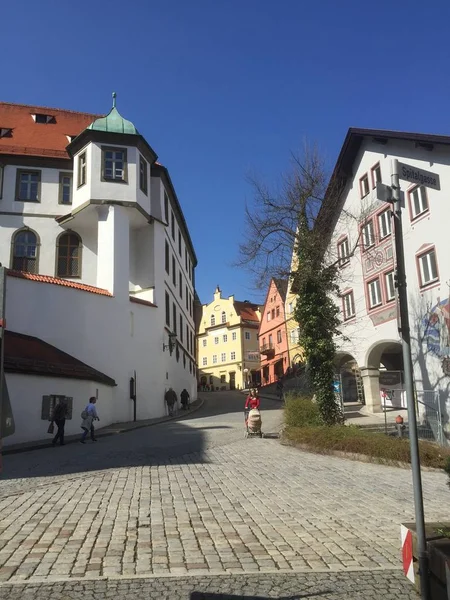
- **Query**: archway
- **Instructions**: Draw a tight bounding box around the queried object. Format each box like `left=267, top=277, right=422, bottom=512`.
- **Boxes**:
left=334, top=352, right=364, bottom=404
left=364, top=340, right=404, bottom=411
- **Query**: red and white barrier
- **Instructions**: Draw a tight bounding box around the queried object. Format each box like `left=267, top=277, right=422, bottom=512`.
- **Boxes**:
left=401, top=524, right=415, bottom=583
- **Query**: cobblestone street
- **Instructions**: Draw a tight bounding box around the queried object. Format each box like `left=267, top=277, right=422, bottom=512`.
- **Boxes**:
left=1, top=391, right=447, bottom=598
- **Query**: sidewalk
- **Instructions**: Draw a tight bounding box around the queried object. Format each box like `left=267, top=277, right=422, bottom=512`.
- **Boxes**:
left=2, top=397, right=205, bottom=456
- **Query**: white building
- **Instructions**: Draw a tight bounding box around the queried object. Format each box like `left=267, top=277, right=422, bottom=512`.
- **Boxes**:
left=0, top=98, right=198, bottom=445
left=321, top=128, right=450, bottom=424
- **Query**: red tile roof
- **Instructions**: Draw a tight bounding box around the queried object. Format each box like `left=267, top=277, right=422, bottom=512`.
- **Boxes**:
left=7, top=270, right=112, bottom=296
left=4, top=330, right=116, bottom=386
left=0, top=102, right=100, bottom=159
left=129, top=296, right=157, bottom=308
left=234, top=300, right=260, bottom=323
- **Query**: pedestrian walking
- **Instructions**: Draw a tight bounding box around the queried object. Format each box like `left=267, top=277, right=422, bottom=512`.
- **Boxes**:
left=52, top=401, right=67, bottom=446
left=164, top=387, right=177, bottom=416
left=80, top=397, right=100, bottom=444
left=180, top=388, right=190, bottom=410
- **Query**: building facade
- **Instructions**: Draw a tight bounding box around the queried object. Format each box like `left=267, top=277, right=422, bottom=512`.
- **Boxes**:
left=321, top=127, right=450, bottom=423
left=258, top=278, right=289, bottom=385
left=197, top=286, right=261, bottom=391
left=0, top=98, right=198, bottom=445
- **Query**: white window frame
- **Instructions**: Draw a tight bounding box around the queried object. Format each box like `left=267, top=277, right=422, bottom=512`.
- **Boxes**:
left=202, top=357, right=207, bottom=366
left=368, top=278, right=382, bottom=309
left=410, top=185, right=429, bottom=220
left=385, top=270, right=396, bottom=302
left=362, top=220, right=375, bottom=250
left=210, top=315, right=215, bottom=327
left=337, top=237, right=350, bottom=266
left=103, top=147, right=126, bottom=181
left=288, top=302, right=293, bottom=314
left=214, top=337, right=219, bottom=345
left=223, top=334, right=227, bottom=343
left=267, top=312, right=271, bottom=322
left=232, top=332, right=237, bottom=341
left=221, top=352, right=226, bottom=362
left=342, top=291, right=355, bottom=320
left=212, top=355, right=218, bottom=364
left=245, top=332, right=250, bottom=340
left=418, top=248, right=438, bottom=287
left=371, top=163, right=381, bottom=188
left=221, top=311, right=226, bottom=324
left=202, top=339, right=207, bottom=347
left=378, top=210, right=392, bottom=240
left=360, top=174, right=370, bottom=198
left=230, top=351, right=236, bottom=360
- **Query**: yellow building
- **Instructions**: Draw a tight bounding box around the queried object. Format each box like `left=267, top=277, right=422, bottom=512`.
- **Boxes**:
left=284, top=253, right=304, bottom=369
left=197, top=286, right=261, bottom=391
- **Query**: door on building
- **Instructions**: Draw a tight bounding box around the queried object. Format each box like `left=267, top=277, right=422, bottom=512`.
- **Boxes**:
left=229, top=372, right=236, bottom=390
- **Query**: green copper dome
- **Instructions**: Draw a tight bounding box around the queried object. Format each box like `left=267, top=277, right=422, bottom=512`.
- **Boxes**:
left=87, top=93, right=139, bottom=135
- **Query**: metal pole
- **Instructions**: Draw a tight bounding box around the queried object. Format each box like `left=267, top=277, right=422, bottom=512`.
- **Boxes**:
left=392, top=159, right=430, bottom=599
left=0, top=267, right=6, bottom=473
left=134, top=370, right=137, bottom=422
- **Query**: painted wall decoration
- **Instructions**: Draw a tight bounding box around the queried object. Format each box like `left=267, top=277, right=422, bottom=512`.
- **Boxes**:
left=423, top=297, right=450, bottom=357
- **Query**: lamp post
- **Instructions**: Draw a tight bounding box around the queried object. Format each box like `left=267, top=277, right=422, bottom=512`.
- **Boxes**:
left=163, top=332, right=177, bottom=356
left=243, top=367, right=249, bottom=389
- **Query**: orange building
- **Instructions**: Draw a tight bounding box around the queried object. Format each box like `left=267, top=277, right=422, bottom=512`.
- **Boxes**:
left=258, top=278, right=290, bottom=385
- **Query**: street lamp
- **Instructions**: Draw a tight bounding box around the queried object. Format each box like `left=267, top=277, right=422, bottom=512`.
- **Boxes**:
left=163, top=332, right=177, bottom=356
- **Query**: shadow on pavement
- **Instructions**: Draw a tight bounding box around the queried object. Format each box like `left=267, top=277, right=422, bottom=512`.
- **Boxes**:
left=1, top=391, right=283, bottom=483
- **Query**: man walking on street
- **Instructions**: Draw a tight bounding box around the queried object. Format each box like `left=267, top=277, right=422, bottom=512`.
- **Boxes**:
left=80, top=397, right=100, bottom=444
left=52, top=401, right=67, bottom=446
left=180, top=388, right=190, bottom=410
left=164, top=387, right=177, bottom=416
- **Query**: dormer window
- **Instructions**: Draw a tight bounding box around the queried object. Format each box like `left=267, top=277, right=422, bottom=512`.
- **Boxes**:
left=101, top=146, right=127, bottom=182
left=0, top=128, right=12, bottom=138
left=32, top=114, right=55, bottom=124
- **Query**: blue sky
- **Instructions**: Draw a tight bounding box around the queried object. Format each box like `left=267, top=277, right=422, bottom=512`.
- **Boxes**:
left=3, top=0, right=450, bottom=305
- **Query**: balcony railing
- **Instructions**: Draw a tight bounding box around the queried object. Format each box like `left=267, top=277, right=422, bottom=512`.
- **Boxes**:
left=260, top=343, right=275, bottom=356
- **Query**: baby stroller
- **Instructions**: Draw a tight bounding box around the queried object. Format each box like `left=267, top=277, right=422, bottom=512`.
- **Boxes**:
left=244, top=407, right=263, bottom=438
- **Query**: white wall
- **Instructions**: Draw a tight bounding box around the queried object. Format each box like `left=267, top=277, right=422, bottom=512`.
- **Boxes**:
left=5, top=274, right=197, bottom=427
left=4, top=374, right=113, bottom=446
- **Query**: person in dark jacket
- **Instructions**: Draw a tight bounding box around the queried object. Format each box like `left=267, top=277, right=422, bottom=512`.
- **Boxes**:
left=165, top=387, right=177, bottom=416
left=180, top=388, right=190, bottom=410
left=52, top=401, right=68, bottom=446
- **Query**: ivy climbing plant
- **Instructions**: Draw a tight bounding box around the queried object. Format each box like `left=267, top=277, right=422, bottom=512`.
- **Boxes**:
left=292, top=209, right=344, bottom=426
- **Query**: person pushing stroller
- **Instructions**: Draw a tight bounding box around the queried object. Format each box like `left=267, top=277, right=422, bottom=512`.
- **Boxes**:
left=244, top=388, right=262, bottom=438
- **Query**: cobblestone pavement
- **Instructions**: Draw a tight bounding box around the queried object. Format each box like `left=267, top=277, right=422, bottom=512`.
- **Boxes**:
left=0, top=570, right=419, bottom=599
left=0, top=392, right=445, bottom=596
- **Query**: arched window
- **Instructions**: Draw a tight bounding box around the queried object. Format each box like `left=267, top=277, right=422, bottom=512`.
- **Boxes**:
left=56, top=232, right=82, bottom=278
left=12, top=229, right=38, bottom=273
left=221, top=311, right=226, bottom=324
left=210, top=314, right=215, bottom=327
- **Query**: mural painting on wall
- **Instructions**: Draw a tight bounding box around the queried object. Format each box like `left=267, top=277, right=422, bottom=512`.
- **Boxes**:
left=423, top=297, right=450, bottom=358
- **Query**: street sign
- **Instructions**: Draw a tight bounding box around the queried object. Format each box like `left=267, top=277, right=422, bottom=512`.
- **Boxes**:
left=397, top=161, right=440, bottom=190
left=376, top=182, right=404, bottom=207
left=376, top=182, right=393, bottom=203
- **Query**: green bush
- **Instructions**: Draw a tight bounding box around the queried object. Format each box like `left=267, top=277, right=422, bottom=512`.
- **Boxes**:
left=283, top=424, right=450, bottom=469
left=284, top=393, right=323, bottom=427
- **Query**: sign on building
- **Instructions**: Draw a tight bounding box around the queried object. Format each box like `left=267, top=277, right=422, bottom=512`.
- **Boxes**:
left=397, top=162, right=440, bottom=191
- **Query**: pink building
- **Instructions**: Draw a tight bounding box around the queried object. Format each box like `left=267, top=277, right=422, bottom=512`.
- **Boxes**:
left=258, top=278, right=289, bottom=385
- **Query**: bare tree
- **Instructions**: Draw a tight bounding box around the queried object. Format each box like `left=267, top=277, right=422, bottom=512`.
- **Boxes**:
left=235, top=144, right=328, bottom=290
